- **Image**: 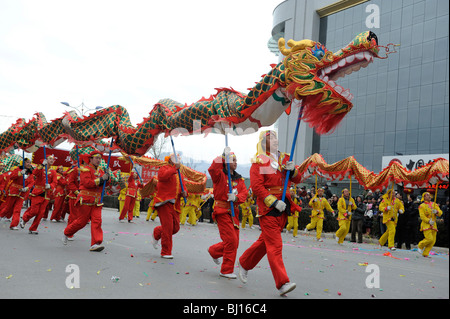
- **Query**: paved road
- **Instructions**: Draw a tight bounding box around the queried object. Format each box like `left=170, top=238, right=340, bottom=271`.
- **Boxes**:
left=0, top=208, right=448, bottom=301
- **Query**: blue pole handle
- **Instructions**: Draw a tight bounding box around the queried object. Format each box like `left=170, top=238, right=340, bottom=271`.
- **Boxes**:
left=281, top=105, right=304, bottom=202
left=224, top=134, right=235, bottom=217
left=100, top=138, right=114, bottom=204
left=169, top=135, right=187, bottom=204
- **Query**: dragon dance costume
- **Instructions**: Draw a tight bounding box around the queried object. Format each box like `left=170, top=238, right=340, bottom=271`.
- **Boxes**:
left=238, top=130, right=301, bottom=295
left=207, top=153, right=248, bottom=278
left=417, top=192, right=443, bottom=257
left=151, top=156, right=187, bottom=258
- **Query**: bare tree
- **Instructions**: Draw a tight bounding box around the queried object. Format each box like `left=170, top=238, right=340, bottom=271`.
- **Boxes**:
left=147, top=133, right=169, bottom=159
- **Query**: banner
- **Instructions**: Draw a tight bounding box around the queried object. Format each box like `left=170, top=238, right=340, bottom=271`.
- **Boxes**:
left=32, top=148, right=131, bottom=172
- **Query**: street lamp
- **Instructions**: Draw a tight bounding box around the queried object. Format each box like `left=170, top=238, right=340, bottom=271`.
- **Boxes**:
left=60, top=102, right=103, bottom=116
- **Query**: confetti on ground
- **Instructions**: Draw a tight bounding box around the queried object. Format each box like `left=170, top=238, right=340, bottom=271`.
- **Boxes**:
left=358, top=262, right=369, bottom=266
left=5, top=275, right=13, bottom=279
left=337, top=292, right=342, bottom=296
left=143, top=272, right=149, bottom=277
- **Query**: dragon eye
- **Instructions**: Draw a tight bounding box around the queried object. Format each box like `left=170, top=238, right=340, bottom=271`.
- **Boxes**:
left=314, top=50, right=325, bottom=60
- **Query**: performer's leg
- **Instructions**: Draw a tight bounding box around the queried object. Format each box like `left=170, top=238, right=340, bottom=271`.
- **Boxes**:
left=90, top=206, right=103, bottom=246
left=28, top=197, right=49, bottom=232
left=259, top=214, right=290, bottom=289
left=209, top=214, right=239, bottom=275
left=9, top=198, right=24, bottom=228
left=316, top=218, right=323, bottom=239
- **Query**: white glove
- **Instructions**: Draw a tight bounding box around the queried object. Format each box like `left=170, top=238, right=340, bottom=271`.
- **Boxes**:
left=101, top=173, right=110, bottom=181
left=21, top=169, right=27, bottom=175
left=398, top=209, right=404, bottom=214
left=347, top=211, right=352, bottom=216
left=314, top=197, right=318, bottom=202
left=387, top=206, right=392, bottom=210
left=429, top=220, right=434, bottom=226
left=432, top=209, right=437, bottom=215
left=227, top=193, right=237, bottom=202
left=284, top=161, right=295, bottom=171
left=20, top=187, right=28, bottom=192
left=274, top=200, right=286, bottom=212
left=45, top=183, right=51, bottom=190
left=223, top=146, right=231, bottom=157
left=42, top=160, right=48, bottom=166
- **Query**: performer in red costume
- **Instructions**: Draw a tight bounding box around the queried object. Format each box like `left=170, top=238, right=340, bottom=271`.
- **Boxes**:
left=21, top=155, right=57, bottom=234
left=65, top=162, right=80, bottom=231
left=238, top=130, right=301, bottom=296
left=151, top=154, right=187, bottom=259
left=207, top=149, right=248, bottom=278
left=119, top=172, right=142, bottom=223
left=62, top=150, right=109, bottom=252
left=0, top=158, right=34, bottom=230
left=50, top=166, right=68, bottom=222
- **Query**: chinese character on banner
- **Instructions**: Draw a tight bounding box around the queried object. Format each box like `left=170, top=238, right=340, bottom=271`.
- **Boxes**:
left=141, top=166, right=159, bottom=183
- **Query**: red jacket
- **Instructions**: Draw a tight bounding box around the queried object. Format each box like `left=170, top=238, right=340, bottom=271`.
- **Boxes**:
left=6, top=167, right=34, bottom=199
left=154, top=164, right=187, bottom=213
left=76, top=163, right=108, bottom=206
left=54, top=172, right=68, bottom=197
left=125, top=175, right=142, bottom=198
left=66, top=166, right=80, bottom=199
left=208, top=157, right=248, bottom=216
left=250, top=153, right=302, bottom=216
left=30, top=165, right=57, bottom=200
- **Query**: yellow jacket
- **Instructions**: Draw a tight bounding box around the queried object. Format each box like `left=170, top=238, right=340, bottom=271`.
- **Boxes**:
left=419, top=201, right=443, bottom=231
left=337, top=196, right=356, bottom=221
left=379, top=195, right=404, bottom=224
left=118, top=187, right=127, bottom=201
left=309, top=195, right=333, bottom=219
left=240, top=197, right=254, bottom=216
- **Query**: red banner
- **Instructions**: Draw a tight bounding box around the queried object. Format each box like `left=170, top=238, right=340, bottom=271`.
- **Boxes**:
left=32, top=148, right=131, bottom=172
left=141, top=166, right=159, bottom=183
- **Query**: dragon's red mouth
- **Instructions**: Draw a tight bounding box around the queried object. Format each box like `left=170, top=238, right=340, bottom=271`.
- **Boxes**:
left=317, top=50, right=375, bottom=102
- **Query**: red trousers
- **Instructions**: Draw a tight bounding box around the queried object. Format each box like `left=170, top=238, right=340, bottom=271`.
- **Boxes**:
left=64, top=204, right=103, bottom=246
left=67, top=198, right=80, bottom=228
left=208, top=213, right=240, bottom=274
left=50, top=196, right=65, bottom=221
left=1, top=196, right=25, bottom=228
left=153, top=203, right=180, bottom=256
left=239, top=213, right=290, bottom=289
left=22, top=196, right=49, bottom=232
left=119, top=196, right=136, bottom=221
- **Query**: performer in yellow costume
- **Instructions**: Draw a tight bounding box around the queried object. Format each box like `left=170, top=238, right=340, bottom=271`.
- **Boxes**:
left=118, top=187, right=127, bottom=214
left=133, top=189, right=142, bottom=218
left=180, top=193, right=203, bottom=226
left=306, top=188, right=334, bottom=241
left=335, top=189, right=356, bottom=244
left=286, top=189, right=301, bottom=237
left=378, top=188, right=404, bottom=250
left=146, top=195, right=157, bottom=221
left=417, top=191, right=443, bottom=257
left=240, top=192, right=254, bottom=229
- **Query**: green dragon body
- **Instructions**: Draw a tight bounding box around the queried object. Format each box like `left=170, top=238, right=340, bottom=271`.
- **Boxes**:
left=0, top=31, right=385, bottom=156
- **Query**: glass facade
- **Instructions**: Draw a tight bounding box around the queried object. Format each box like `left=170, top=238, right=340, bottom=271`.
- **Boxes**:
left=318, top=0, right=449, bottom=172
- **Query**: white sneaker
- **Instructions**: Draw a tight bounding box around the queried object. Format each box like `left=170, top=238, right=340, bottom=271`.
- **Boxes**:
left=279, top=282, right=296, bottom=295
left=417, top=247, right=423, bottom=254
left=10, top=226, right=19, bottom=230
left=89, top=244, right=105, bottom=252
left=335, top=236, right=339, bottom=243
left=161, top=255, right=173, bottom=259
left=19, top=218, right=26, bottom=229
left=390, top=247, right=396, bottom=251
left=151, top=233, right=159, bottom=250
left=317, top=238, right=323, bottom=242
left=207, top=248, right=221, bottom=265
left=28, top=230, right=38, bottom=235
left=62, top=235, right=68, bottom=245
left=220, top=273, right=237, bottom=279
left=238, top=262, right=248, bottom=284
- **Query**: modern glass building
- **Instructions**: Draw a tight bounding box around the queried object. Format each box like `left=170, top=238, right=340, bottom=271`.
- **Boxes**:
left=270, top=0, right=449, bottom=176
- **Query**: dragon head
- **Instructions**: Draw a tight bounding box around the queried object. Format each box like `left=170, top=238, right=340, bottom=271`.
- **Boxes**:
left=279, top=31, right=381, bottom=134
